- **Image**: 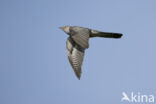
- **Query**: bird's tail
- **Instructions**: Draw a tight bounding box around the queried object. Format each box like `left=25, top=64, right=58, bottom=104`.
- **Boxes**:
left=90, top=30, right=122, bottom=38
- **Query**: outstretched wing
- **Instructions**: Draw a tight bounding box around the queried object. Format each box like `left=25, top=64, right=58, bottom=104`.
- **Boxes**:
left=70, top=26, right=90, bottom=49
left=66, top=37, right=85, bottom=79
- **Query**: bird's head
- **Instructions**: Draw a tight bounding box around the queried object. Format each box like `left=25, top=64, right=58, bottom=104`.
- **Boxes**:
left=59, top=26, right=70, bottom=34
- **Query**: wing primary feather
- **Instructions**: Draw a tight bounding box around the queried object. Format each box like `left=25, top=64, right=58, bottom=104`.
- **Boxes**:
left=66, top=37, right=85, bottom=79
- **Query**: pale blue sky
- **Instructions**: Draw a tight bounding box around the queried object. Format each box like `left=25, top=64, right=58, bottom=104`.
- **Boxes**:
left=0, top=0, right=156, bottom=104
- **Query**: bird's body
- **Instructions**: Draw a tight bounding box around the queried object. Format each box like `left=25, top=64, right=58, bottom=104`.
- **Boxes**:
left=60, top=26, right=122, bottom=79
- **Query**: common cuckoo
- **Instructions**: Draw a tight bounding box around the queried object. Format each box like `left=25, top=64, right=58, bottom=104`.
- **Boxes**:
left=60, top=26, right=122, bottom=79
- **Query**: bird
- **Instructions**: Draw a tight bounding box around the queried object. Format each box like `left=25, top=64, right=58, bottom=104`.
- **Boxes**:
left=60, top=26, right=122, bottom=79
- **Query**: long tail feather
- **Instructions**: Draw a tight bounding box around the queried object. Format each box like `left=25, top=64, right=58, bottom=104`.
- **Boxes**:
left=90, top=30, right=123, bottom=38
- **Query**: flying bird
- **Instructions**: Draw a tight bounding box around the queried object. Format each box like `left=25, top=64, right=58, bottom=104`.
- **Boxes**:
left=60, top=26, right=122, bottom=79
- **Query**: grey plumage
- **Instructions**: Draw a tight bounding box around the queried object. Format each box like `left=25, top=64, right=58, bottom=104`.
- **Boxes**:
left=60, top=26, right=122, bottom=79
left=66, top=37, right=84, bottom=79
left=69, top=26, right=90, bottom=49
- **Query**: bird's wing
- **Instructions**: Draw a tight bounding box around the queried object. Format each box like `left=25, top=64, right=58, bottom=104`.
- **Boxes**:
left=66, top=37, right=85, bottom=79
left=70, top=27, right=90, bottom=49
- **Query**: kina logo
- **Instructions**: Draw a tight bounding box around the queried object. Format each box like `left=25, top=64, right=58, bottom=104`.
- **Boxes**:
left=121, top=92, right=154, bottom=103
